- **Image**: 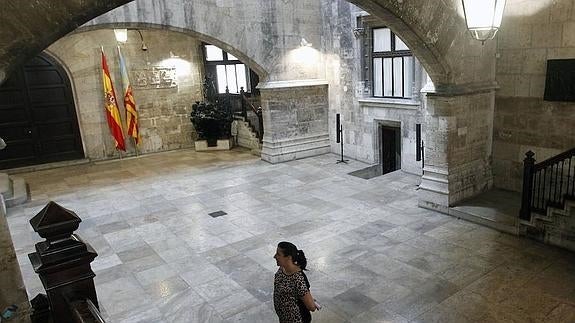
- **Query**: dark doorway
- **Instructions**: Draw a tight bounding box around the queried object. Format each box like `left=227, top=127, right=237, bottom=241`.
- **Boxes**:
left=380, top=124, right=401, bottom=174
left=0, top=54, right=84, bottom=169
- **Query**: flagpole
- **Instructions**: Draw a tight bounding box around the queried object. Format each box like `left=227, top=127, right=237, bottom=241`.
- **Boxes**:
left=101, top=45, right=127, bottom=156
left=133, top=137, right=139, bottom=157
left=117, top=44, right=125, bottom=161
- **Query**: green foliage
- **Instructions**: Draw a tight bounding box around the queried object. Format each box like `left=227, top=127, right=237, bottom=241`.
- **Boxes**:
left=190, top=76, right=232, bottom=142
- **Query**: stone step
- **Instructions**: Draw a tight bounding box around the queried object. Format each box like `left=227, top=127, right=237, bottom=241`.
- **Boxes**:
left=250, top=146, right=262, bottom=156
left=0, top=173, right=11, bottom=199
left=448, top=206, right=520, bottom=235
left=5, top=176, right=29, bottom=208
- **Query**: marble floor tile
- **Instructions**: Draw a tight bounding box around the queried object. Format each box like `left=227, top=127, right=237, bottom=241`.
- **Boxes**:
left=5, top=149, right=575, bottom=322
left=329, top=289, right=378, bottom=319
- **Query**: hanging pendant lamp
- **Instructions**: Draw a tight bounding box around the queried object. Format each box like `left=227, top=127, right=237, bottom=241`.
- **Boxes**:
left=462, top=0, right=506, bottom=43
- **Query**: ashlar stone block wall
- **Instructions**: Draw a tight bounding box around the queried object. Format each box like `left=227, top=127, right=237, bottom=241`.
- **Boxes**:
left=259, top=81, right=330, bottom=163
left=495, top=0, right=575, bottom=191
left=85, top=0, right=325, bottom=83
left=419, top=90, right=495, bottom=210
left=0, top=205, right=30, bottom=323
left=320, top=2, right=427, bottom=176
left=47, top=29, right=203, bottom=160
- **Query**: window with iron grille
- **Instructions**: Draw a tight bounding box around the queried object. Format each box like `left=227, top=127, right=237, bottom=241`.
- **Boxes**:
left=371, top=27, right=414, bottom=99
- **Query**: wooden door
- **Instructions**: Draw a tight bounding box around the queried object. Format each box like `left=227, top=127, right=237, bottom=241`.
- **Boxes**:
left=0, top=54, right=83, bottom=169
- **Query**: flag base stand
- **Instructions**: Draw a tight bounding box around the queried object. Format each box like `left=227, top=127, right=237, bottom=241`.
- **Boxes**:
left=336, top=125, right=348, bottom=164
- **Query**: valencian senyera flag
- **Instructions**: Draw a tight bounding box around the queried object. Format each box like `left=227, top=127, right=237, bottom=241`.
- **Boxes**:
left=117, top=46, right=140, bottom=145
left=101, top=48, right=126, bottom=151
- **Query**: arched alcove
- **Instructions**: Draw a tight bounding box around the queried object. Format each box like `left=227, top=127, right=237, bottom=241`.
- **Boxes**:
left=76, top=23, right=269, bottom=80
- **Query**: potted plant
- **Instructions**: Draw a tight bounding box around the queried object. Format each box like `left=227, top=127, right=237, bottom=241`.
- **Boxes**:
left=190, top=76, right=233, bottom=149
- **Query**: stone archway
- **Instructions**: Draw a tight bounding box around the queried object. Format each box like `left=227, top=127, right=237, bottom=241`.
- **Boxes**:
left=0, top=0, right=501, bottom=208
left=0, top=3, right=502, bottom=316
left=0, top=0, right=476, bottom=87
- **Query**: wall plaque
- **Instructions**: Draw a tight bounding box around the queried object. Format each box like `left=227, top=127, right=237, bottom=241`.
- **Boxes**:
left=132, top=66, right=177, bottom=89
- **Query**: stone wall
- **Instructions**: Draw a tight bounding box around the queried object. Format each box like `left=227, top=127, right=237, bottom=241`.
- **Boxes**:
left=259, top=81, right=330, bottom=163
left=0, top=201, right=30, bottom=323
left=321, top=2, right=426, bottom=175
left=358, top=101, right=424, bottom=175
left=419, top=90, right=495, bottom=210
left=47, top=29, right=203, bottom=160
left=495, top=0, right=575, bottom=191
left=83, top=0, right=325, bottom=83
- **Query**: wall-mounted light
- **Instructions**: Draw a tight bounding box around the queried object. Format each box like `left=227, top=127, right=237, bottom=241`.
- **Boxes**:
left=114, top=29, right=128, bottom=43
left=137, top=30, right=148, bottom=51
left=300, top=38, right=313, bottom=47
left=462, top=0, right=506, bottom=44
left=352, top=27, right=366, bottom=38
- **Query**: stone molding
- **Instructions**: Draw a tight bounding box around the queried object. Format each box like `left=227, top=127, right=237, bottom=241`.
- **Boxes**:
left=261, top=133, right=330, bottom=164
left=358, top=97, right=420, bottom=110
left=257, top=79, right=329, bottom=90
left=422, top=81, right=499, bottom=97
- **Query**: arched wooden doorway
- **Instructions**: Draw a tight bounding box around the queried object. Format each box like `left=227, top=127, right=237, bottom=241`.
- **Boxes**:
left=0, top=54, right=84, bottom=169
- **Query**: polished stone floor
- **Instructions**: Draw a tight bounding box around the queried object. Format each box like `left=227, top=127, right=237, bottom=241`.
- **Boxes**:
left=6, top=149, right=575, bottom=322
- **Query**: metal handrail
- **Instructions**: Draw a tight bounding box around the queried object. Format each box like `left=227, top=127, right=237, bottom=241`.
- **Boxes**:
left=240, top=91, right=259, bottom=115
left=520, top=148, right=575, bottom=221
left=534, top=147, right=575, bottom=171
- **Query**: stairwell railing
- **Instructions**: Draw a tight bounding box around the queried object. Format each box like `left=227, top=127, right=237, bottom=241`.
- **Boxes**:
left=519, top=147, right=575, bottom=221
left=240, top=87, right=264, bottom=143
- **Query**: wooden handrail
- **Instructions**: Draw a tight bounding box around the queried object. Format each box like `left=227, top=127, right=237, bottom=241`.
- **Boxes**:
left=534, top=147, right=575, bottom=171
left=520, top=147, right=575, bottom=221
left=239, top=88, right=264, bottom=143
left=240, top=91, right=259, bottom=115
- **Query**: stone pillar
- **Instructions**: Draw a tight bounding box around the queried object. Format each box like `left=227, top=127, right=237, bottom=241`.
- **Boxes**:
left=258, top=80, right=331, bottom=163
left=418, top=82, right=496, bottom=212
left=28, top=201, right=98, bottom=323
left=0, top=202, right=30, bottom=323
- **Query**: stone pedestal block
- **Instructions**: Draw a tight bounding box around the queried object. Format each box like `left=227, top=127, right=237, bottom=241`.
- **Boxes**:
left=0, top=198, right=31, bottom=323
left=194, top=139, right=232, bottom=151
left=418, top=83, right=496, bottom=211
left=258, top=80, right=330, bottom=164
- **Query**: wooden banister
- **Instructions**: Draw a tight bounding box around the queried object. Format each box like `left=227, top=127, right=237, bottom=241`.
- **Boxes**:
left=520, top=147, right=575, bottom=221
left=240, top=87, right=264, bottom=143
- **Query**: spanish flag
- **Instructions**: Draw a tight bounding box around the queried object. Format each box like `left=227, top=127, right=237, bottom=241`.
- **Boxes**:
left=101, top=48, right=126, bottom=151
left=117, top=46, right=140, bottom=145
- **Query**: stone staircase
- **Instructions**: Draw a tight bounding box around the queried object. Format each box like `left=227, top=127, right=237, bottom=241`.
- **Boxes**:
left=523, top=196, right=575, bottom=252
left=0, top=173, right=29, bottom=212
left=232, top=118, right=262, bottom=155
left=447, top=189, right=520, bottom=235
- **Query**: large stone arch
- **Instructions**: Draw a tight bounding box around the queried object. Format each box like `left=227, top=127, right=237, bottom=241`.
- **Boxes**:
left=76, top=23, right=269, bottom=80
left=0, top=0, right=501, bottom=204
left=0, top=0, right=133, bottom=83
left=0, top=0, right=492, bottom=87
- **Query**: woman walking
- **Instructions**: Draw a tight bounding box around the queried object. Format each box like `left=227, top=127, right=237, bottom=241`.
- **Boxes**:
left=273, top=241, right=318, bottom=323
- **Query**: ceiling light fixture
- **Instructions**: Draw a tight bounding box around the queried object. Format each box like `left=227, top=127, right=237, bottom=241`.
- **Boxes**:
left=461, top=0, right=506, bottom=44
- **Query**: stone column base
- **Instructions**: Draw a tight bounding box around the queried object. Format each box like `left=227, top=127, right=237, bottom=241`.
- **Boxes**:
left=418, top=165, right=450, bottom=214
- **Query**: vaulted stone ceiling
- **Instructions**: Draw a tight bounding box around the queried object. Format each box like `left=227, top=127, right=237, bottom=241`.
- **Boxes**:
left=0, top=0, right=132, bottom=82
left=0, top=0, right=476, bottom=85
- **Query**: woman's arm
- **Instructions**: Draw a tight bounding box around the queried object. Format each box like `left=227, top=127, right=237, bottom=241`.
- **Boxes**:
left=301, top=292, right=317, bottom=312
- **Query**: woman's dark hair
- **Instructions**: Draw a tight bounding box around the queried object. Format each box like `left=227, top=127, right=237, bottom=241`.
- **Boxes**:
left=278, top=241, right=307, bottom=270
